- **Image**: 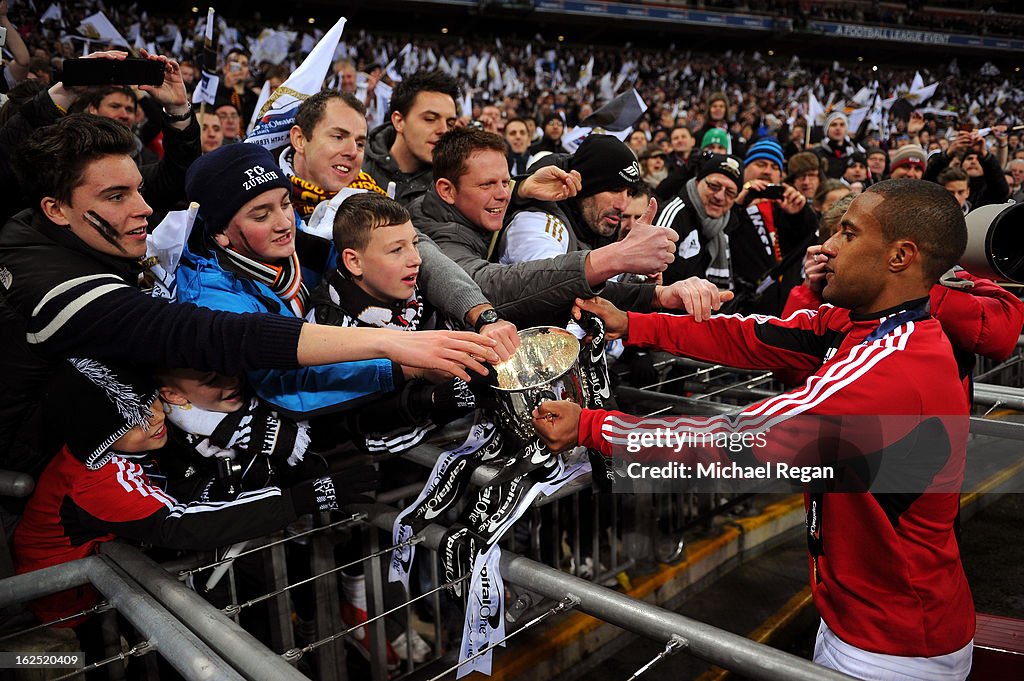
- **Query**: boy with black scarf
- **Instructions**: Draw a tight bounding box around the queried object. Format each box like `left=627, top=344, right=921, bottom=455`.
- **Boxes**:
left=309, top=193, right=483, bottom=454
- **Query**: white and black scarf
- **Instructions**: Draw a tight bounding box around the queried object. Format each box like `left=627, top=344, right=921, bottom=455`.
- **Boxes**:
left=685, top=177, right=733, bottom=288
left=165, top=398, right=310, bottom=470
left=216, top=242, right=309, bottom=317
left=312, top=268, right=433, bottom=331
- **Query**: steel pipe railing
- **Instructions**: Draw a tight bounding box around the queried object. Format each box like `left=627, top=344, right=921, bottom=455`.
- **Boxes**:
left=0, top=555, right=98, bottom=607
left=100, top=542, right=310, bottom=681
left=88, top=556, right=247, bottom=681
left=358, top=502, right=858, bottom=681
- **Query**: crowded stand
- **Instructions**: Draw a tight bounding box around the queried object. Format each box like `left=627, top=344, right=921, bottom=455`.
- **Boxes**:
left=2, top=0, right=1024, bottom=679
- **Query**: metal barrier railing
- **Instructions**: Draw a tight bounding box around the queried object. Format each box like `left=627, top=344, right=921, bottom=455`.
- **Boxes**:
left=0, top=508, right=859, bottom=681
left=0, top=342, right=1021, bottom=681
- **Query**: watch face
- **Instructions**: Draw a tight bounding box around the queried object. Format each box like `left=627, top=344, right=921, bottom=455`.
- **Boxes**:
left=477, top=309, right=499, bottom=328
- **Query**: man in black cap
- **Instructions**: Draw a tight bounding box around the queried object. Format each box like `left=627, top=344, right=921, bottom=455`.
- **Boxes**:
left=842, top=151, right=870, bottom=189
left=496, top=134, right=723, bottom=320
left=501, top=134, right=647, bottom=262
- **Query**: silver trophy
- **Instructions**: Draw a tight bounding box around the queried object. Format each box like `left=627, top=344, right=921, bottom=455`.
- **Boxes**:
left=492, top=327, right=588, bottom=442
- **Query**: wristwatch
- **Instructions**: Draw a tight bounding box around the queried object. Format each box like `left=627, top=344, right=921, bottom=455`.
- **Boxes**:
left=474, top=308, right=501, bottom=332
left=163, top=102, right=193, bottom=122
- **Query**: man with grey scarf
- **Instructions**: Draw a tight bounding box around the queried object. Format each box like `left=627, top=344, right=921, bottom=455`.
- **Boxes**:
left=654, top=154, right=743, bottom=289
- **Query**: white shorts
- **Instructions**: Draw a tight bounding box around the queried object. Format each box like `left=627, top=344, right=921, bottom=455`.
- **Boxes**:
left=813, top=619, right=973, bottom=681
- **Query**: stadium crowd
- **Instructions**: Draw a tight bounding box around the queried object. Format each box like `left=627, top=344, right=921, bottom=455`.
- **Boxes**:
left=2, top=1, right=1024, bottom=679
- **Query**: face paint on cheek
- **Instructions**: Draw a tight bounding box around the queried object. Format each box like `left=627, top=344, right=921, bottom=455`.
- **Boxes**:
left=84, top=210, right=129, bottom=254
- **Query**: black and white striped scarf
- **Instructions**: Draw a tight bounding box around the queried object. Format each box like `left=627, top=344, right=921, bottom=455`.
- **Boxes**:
left=216, top=243, right=309, bottom=317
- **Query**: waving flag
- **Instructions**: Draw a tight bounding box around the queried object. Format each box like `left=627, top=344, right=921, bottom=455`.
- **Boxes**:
left=191, top=8, right=218, bottom=107
left=77, top=11, right=129, bottom=48
left=562, top=89, right=647, bottom=153
left=247, top=17, right=347, bottom=150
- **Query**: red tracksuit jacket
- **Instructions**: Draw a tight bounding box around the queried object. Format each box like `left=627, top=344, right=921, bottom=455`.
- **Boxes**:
left=579, top=302, right=975, bottom=657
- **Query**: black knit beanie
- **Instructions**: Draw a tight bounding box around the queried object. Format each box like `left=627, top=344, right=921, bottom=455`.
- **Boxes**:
left=47, top=359, right=160, bottom=470
left=186, top=143, right=292, bottom=235
left=569, top=134, right=644, bottom=198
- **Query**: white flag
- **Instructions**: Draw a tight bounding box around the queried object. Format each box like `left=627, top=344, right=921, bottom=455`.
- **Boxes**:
left=77, top=11, right=129, bottom=48
left=246, top=17, right=347, bottom=151
left=192, top=72, right=220, bottom=107
left=807, top=92, right=826, bottom=126
left=371, top=79, right=392, bottom=130
left=910, top=71, right=925, bottom=93
left=40, top=3, right=62, bottom=23
left=906, top=81, right=939, bottom=106
left=577, top=56, right=594, bottom=90
left=846, top=106, right=869, bottom=135
left=385, top=43, right=412, bottom=84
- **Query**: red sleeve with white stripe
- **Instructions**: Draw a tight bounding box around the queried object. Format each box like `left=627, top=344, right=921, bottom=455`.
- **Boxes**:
left=73, top=457, right=301, bottom=552
left=930, top=275, right=1024, bottom=361
left=624, top=308, right=829, bottom=372
left=581, top=319, right=965, bottom=473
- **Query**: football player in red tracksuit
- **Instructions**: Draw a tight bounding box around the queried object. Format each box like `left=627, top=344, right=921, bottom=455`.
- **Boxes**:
left=533, top=180, right=987, bottom=681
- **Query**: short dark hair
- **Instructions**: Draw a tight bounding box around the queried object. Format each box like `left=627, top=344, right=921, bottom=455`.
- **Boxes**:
left=432, top=128, right=508, bottom=185
left=17, top=114, right=136, bottom=206
left=866, top=178, right=967, bottom=282
left=69, top=86, right=137, bottom=114
left=294, top=90, right=366, bottom=140
left=937, top=167, right=969, bottom=185
left=389, top=70, right=460, bottom=118
left=332, top=192, right=411, bottom=257
left=0, top=80, right=47, bottom=126
left=504, top=118, right=529, bottom=134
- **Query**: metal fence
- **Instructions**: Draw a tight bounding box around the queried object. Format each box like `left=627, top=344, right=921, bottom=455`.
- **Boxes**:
left=0, top=343, right=1022, bottom=681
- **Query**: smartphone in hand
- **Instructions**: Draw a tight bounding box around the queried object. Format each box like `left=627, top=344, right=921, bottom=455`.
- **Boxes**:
left=62, top=59, right=165, bottom=87
left=748, top=184, right=786, bottom=201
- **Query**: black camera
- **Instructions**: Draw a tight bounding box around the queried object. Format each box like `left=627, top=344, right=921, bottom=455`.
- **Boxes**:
left=748, top=184, right=786, bottom=201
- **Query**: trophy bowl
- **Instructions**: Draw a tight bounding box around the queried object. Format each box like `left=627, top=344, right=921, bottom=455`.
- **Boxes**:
left=492, top=326, right=587, bottom=442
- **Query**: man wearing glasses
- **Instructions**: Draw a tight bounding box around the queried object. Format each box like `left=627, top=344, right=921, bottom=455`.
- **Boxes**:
left=653, top=154, right=743, bottom=289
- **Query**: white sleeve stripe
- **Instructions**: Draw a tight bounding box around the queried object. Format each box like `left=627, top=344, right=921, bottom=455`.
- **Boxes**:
left=654, top=197, right=685, bottom=228
left=737, top=347, right=898, bottom=434
left=600, top=322, right=914, bottom=444
left=114, top=459, right=175, bottom=509
left=27, top=283, right=126, bottom=344
left=746, top=342, right=883, bottom=419
left=32, top=274, right=127, bottom=317
left=748, top=320, right=917, bottom=421
left=599, top=347, right=899, bottom=446
left=165, top=487, right=283, bottom=518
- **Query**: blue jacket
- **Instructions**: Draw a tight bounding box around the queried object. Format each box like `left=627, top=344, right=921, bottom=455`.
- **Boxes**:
left=176, top=248, right=396, bottom=417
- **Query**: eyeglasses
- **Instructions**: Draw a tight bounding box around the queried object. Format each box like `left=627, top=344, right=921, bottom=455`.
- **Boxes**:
left=703, top=178, right=738, bottom=200
left=217, top=111, right=240, bottom=120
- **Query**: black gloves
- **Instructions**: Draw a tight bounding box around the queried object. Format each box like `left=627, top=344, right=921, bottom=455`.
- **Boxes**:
left=291, top=457, right=379, bottom=514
